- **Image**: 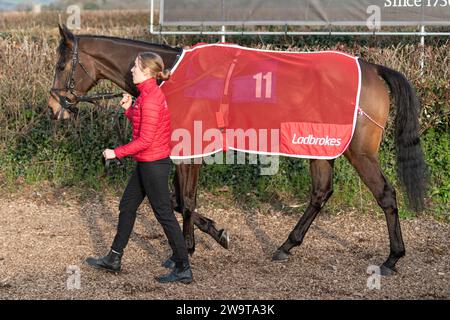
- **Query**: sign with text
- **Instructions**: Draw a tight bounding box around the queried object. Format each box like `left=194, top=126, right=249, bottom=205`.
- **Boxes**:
left=160, top=0, right=450, bottom=27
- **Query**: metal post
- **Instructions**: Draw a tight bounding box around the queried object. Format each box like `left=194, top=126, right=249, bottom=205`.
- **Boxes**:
left=150, top=0, right=154, bottom=34
left=420, top=25, right=425, bottom=72
left=221, top=25, right=226, bottom=42
left=221, top=0, right=226, bottom=42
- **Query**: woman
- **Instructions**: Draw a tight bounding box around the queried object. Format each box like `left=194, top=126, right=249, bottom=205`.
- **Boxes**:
left=86, top=52, right=192, bottom=284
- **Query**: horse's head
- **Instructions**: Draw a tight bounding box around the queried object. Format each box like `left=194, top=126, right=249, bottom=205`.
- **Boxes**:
left=48, top=24, right=98, bottom=120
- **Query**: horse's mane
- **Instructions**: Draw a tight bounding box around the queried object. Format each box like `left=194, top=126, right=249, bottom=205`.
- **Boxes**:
left=58, top=34, right=182, bottom=56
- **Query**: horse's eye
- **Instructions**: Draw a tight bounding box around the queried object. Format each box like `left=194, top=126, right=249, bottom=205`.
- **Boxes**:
left=57, top=63, right=65, bottom=71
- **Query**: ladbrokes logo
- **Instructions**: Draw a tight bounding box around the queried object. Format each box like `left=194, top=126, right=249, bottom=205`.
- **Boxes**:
left=280, top=122, right=352, bottom=157
left=291, top=133, right=342, bottom=147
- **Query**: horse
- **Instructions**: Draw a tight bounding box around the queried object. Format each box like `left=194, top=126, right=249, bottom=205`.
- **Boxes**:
left=48, top=24, right=427, bottom=276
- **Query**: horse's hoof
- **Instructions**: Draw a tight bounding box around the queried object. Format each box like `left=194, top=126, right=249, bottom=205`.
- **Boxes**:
left=218, top=229, right=230, bottom=249
left=272, top=249, right=290, bottom=261
left=380, top=264, right=397, bottom=276
left=186, top=242, right=195, bottom=256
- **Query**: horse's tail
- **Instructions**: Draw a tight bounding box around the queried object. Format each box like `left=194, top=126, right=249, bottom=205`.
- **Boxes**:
left=376, top=64, right=427, bottom=212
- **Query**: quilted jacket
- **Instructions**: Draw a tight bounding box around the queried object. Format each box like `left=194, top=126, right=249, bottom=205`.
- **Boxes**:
left=114, top=78, right=171, bottom=162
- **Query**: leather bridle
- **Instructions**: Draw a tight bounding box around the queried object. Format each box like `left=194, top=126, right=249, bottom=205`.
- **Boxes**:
left=49, top=37, right=122, bottom=119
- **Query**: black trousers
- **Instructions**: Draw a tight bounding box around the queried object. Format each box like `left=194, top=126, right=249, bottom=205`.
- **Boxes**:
left=111, top=157, right=189, bottom=266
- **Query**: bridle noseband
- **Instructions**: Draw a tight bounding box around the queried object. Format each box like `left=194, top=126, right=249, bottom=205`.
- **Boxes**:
left=49, top=37, right=122, bottom=119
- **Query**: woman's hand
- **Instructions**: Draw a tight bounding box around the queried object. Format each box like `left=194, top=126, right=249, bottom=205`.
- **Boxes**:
left=103, top=149, right=116, bottom=160
left=120, top=93, right=133, bottom=110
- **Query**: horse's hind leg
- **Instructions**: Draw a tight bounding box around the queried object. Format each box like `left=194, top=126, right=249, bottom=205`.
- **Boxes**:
left=273, top=159, right=334, bottom=261
left=345, top=152, right=405, bottom=276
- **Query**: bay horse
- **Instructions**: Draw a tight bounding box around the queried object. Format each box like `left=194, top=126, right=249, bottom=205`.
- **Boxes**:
left=48, top=24, right=427, bottom=276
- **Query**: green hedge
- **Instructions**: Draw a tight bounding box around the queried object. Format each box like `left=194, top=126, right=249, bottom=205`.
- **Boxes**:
left=0, top=17, right=448, bottom=220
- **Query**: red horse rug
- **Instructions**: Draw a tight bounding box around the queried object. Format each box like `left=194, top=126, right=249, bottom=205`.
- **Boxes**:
left=161, top=43, right=361, bottom=160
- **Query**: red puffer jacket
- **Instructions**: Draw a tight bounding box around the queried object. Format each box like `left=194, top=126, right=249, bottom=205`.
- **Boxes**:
left=114, top=78, right=171, bottom=162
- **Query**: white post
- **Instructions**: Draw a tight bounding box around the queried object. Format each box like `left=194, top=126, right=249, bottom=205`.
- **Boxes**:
left=150, top=0, right=154, bottom=34
left=221, top=0, right=226, bottom=42
left=420, top=25, right=425, bottom=72
left=221, top=25, right=226, bottom=42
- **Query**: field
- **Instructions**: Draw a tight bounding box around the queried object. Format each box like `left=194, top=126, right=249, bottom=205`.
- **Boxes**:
left=0, top=10, right=448, bottom=299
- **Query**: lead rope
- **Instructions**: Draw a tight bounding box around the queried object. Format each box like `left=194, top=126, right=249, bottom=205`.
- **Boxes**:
left=357, top=106, right=385, bottom=131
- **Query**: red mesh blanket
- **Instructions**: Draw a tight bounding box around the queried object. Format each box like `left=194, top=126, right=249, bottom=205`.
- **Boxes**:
left=161, top=43, right=361, bottom=159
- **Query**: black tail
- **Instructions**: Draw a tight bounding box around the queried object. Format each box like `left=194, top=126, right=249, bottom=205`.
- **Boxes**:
left=376, top=64, right=427, bottom=212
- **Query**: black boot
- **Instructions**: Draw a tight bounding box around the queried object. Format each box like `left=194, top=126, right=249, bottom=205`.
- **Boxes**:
left=85, top=249, right=122, bottom=273
left=162, top=255, right=176, bottom=270
left=156, top=262, right=193, bottom=284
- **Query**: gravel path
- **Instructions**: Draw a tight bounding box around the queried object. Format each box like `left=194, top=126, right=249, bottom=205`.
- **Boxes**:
left=0, top=189, right=448, bottom=299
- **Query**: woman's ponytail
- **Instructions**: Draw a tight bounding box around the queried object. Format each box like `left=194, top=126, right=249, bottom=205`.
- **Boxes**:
left=157, top=69, right=171, bottom=81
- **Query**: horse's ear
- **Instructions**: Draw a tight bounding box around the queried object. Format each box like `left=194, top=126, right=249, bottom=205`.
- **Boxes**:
left=58, top=24, right=75, bottom=49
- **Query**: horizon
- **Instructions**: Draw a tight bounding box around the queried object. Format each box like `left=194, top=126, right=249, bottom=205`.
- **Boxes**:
left=0, top=0, right=150, bottom=12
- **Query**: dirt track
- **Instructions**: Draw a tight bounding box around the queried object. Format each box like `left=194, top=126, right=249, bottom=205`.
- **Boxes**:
left=0, top=189, right=448, bottom=300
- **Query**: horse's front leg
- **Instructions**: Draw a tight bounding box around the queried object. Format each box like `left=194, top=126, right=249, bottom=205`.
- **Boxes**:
left=273, top=159, right=334, bottom=261
left=172, top=163, right=200, bottom=255
left=171, top=163, right=231, bottom=253
left=190, top=211, right=230, bottom=249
